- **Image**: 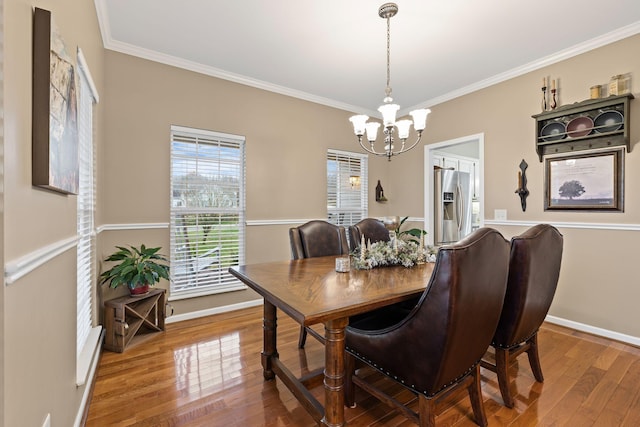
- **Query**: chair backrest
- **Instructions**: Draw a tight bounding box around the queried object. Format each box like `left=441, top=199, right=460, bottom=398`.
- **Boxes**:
left=492, top=224, right=563, bottom=348
left=348, top=228, right=510, bottom=396
left=348, top=218, right=390, bottom=252
left=289, top=220, right=349, bottom=259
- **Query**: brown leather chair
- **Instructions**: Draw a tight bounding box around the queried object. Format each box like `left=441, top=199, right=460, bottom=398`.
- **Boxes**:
left=480, top=224, right=563, bottom=408
left=348, top=218, right=390, bottom=252
left=289, top=220, right=349, bottom=347
left=345, top=228, right=510, bottom=427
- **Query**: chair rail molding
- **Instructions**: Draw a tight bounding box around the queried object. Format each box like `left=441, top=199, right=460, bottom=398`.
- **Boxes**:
left=484, top=219, right=640, bottom=231
left=4, top=236, right=78, bottom=285
left=96, top=222, right=169, bottom=233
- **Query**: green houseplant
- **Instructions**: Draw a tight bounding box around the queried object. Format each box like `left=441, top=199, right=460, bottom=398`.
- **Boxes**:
left=100, top=244, right=170, bottom=296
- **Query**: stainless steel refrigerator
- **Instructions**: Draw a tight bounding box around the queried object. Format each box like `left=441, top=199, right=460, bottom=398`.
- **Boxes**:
left=434, top=168, right=473, bottom=245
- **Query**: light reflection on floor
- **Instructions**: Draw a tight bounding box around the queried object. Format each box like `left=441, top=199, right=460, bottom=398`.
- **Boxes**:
left=173, top=332, right=244, bottom=400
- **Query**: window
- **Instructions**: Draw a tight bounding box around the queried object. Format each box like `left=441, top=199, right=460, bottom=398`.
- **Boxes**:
left=327, top=149, right=368, bottom=226
left=170, top=126, right=246, bottom=299
left=76, top=49, right=101, bottom=386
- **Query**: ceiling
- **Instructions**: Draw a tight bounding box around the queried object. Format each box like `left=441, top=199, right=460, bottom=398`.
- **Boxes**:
left=95, top=0, right=640, bottom=117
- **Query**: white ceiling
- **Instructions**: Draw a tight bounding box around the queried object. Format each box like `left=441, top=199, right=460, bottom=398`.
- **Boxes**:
left=95, top=0, right=640, bottom=117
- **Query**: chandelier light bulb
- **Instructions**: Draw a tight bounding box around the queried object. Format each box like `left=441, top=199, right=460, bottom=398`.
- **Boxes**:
left=349, top=115, right=369, bottom=136
left=410, top=109, right=431, bottom=131
left=365, top=122, right=381, bottom=142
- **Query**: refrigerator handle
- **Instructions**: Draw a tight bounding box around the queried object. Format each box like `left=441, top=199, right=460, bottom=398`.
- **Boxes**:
left=456, top=182, right=464, bottom=233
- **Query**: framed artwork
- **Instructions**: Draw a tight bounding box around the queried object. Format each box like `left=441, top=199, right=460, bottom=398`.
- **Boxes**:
left=544, top=148, right=624, bottom=211
left=32, top=7, right=79, bottom=194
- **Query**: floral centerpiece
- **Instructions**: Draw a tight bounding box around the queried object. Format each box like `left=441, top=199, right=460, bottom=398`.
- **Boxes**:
left=351, top=217, right=438, bottom=270
left=351, top=238, right=422, bottom=270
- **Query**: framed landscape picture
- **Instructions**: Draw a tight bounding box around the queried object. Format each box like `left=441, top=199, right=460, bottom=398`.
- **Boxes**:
left=544, top=148, right=623, bottom=211
left=32, top=7, right=79, bottom=194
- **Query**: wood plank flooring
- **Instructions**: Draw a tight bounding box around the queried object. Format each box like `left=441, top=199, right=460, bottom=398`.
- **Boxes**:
left=85, top=306, right=640, bottom=426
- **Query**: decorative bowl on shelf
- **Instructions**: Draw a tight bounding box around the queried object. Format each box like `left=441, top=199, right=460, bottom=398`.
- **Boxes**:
left=566, top=116, right=594, bottom=138
left=594, top=110, right=623, bottom=133
left=540, top=122, right=566, bottom=142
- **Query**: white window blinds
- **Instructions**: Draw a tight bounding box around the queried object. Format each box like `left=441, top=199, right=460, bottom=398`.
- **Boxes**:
left=76, top=55, right=96, bottom=357
left=327, top=149, right=368, bottom=226
left=170, top=126, right=246, bottom=299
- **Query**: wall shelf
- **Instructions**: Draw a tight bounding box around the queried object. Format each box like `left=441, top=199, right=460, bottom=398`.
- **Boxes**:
left=532, top=93, right=633, bottom=161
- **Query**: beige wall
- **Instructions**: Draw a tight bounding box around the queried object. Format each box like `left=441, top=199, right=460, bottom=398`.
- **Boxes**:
left=99, top=51, right=396, bottom=314
left=3, top=3, right=640, bottom=425
left=4, top=0, right=104, bottom=426
left=423, top=34, right=640, bottom=338
left=100, top=35, right=640, bottom=340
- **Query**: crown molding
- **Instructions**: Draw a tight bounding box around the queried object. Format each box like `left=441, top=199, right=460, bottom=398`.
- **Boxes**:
left=95, top=1, right=639, bottom=117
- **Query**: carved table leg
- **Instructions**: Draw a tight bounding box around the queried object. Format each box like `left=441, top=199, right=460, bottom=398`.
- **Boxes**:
left=322, top=317, right=348, bottom=427
left=261, top=301, right=278, bottom=380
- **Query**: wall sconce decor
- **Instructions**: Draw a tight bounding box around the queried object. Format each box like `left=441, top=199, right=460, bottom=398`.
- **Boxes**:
left=516, top=159, right=529, bottom=212
left=375, top=180, right=387, bottom=202
left=349, top=175, right=361, bottom=189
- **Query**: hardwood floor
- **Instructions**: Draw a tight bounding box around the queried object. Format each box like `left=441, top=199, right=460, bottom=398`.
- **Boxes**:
left=85, top=306, right=640, bottom=426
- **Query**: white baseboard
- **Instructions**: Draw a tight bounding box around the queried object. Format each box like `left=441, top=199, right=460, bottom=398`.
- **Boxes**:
left=165, top=299, right=263, bottom=323
left=164, top=301, right=640, bottom=347
left=545, top=314, right=640, bottom=347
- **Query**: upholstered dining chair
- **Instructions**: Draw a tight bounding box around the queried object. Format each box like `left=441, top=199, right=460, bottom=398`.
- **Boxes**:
left=289, top=220, right=349, bottom=347
left=345, top=227, right=510, bottom=427
left=347, top=218, right=390, bottom=252
left=480, top=223, right=563, bottom=408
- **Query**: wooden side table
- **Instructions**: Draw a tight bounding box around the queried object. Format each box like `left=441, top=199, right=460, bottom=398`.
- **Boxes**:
left=104, top=288, right=166, bottom=353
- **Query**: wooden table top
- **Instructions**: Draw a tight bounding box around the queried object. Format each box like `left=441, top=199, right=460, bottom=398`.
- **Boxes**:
left=229, top=256, right=435, bottom=326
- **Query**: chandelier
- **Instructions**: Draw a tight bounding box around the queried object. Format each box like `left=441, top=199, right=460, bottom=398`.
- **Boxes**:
left=349, top=3, right=431, bottom=161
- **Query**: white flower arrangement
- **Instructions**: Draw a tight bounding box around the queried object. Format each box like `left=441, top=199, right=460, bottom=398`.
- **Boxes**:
left=351, top=239, right=423, bottom=270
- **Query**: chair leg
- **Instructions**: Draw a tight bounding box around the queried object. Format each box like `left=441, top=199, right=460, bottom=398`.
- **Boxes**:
left=418, top=394, right=436, bottom=427
left=495, top=347, right=514, bottom=408
left=298, top=326, right=307, bottom=348
left=344, top=353, right=356, bottom=407
left=467, top=365, right=488, bottom=427
left=526, top=333, right=544, bottom=382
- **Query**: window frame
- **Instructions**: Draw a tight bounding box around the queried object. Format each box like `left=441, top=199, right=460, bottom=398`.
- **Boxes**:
left=327, top=149, right=368, bottom=227
left=169, top=125, right=247, bottom=300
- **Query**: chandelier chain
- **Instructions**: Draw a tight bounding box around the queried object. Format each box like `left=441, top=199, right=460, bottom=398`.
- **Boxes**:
left=385, top=16, right=392, bottom=99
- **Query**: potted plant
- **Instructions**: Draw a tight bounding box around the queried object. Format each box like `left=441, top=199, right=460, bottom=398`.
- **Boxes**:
left=100, top=244, right=170, bottom=296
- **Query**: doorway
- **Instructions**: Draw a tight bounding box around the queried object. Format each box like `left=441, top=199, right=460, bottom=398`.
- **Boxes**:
left=424, top=133, right=484, bottom=246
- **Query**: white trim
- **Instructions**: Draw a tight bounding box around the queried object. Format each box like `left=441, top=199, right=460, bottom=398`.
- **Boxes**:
left=402, top=21, right=640, bottom=114
left=96, top=32, right=368, bottom=115
left=93, top=0, right=640, bottom=116
left=76, top=326, right=102, bottom=386
left=170, top=125, right=245, bottom=143
left=545, top=315, right=640, bottom=347
left=96, top=223, right=169, bottom=233
left=4, top=236, right=78, bottom=285
left=162, top=299, right=640, bottom=347
left=94, top=219, right=640, bottom=232
left=246, top=218, right=322, bottom=226
left=73, top=329, right=104, bottom=427
left=165, top=299, right=263, bottom=323
left=167, top=283, right=248, bottom=301
left=424, top=133, right=485, bottom=246
left=76, top=48, right=100, bottom=103
left=484, top=219, right=640, bottom=231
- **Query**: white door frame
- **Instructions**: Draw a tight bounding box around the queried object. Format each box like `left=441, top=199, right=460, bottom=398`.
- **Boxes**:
left=424, top=133, right=485, bottom=246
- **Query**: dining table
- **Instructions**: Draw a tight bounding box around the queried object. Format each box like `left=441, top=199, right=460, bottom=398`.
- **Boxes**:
left=229, top=255, right=435, bottom=427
